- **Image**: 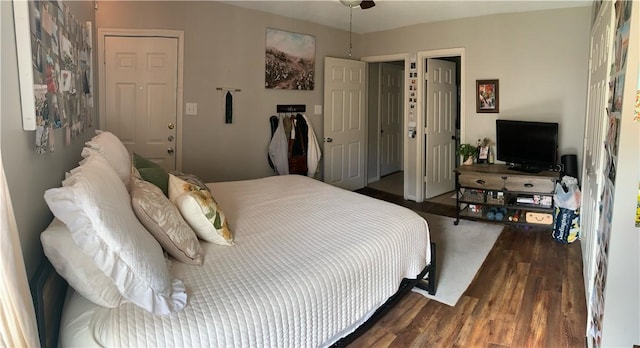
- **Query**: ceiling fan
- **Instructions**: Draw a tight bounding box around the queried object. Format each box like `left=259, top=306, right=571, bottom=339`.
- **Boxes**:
left=339, top=0, right=375, bottom=56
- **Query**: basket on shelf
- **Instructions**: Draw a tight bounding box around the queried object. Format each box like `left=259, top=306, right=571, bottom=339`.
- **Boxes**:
left=462, top=189, right=485, bottom=203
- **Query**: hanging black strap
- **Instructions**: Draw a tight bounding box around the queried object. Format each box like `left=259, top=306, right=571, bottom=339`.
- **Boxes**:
left=225, top=91, right=233, bottom=124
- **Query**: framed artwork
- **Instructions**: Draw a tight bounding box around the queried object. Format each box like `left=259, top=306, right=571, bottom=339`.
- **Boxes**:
left=476, top=79, right=499, bottom=113
left=477, top=146, right=489, bottom=164
left=265, top=28, right=315, bottom=90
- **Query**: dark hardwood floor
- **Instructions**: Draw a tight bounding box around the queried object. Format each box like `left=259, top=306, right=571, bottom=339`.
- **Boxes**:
left=351, top=187, right=587, bottom=348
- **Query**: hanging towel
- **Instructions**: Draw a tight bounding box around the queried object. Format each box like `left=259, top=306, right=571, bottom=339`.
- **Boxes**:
left=302, top=114, right=322, bottom=177
left=268, top=116, right=289, bottom=175
left=225, top=91, right=233, bottom=124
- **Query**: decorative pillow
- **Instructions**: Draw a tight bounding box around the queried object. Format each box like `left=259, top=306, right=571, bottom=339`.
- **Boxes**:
left=170, top=171, right=210, bottom=192
left=44, top=153, right=187, bottom=315
left=82, top=130, right=131, bottom=188
left=168, top=174, right=234, bottom=245
left=130, top=177, right=204, bottom=265
left=133, top=153, right=169, bottom=196
left=41, top=219, right=124, bottom=308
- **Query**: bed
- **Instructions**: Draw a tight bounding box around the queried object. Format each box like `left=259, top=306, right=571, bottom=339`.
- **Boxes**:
left=32, top=132, right=436, bottom=348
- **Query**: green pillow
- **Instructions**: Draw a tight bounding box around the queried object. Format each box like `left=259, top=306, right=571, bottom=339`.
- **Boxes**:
left=133, top=153, right=169, bottom=196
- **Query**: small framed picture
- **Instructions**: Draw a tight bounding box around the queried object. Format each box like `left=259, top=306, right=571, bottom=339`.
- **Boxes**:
left=476, top=79, right=499, bottom=113
left=477, top=146, right=489, bottom=163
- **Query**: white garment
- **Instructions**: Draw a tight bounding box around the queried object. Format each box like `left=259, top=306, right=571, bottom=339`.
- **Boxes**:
left=268, top=116, right=289, bottom=175
left=302, top=114, right=321, bottom=177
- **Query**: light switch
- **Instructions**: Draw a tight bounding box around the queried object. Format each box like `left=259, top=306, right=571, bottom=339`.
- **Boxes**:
left=185, top=103, right=198, bottom=115
left=314, top=105, right=322, bottom=115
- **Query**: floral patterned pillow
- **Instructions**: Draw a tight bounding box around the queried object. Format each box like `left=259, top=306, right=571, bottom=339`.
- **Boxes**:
left=170, top=171, right=210, bottom=192
left=131, top=177, right=204, bottom=265
left=168, top=174, right=234, bottom=246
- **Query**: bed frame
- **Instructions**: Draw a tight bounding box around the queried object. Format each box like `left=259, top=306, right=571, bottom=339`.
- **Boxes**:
left=30, top=243, right=436, bottom=348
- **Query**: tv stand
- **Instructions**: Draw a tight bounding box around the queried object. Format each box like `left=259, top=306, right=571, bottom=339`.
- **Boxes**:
left=507, top=164, right=543, bottom=174
left=454, top=164, right=560, bottom=227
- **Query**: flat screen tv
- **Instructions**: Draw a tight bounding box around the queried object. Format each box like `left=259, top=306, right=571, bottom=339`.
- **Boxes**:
left=495, top=119, right=558, bottom=173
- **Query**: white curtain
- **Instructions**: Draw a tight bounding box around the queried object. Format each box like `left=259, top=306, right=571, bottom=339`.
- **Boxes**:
left=0, top=152, right=40, bottom=347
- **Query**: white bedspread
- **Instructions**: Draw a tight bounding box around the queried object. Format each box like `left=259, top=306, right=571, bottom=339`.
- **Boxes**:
left=60, top=175, right=430, bottom=347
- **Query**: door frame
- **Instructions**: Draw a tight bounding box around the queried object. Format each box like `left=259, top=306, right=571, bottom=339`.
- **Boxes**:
left=97, top=28, right=185, bottom=170
left=417, top=48, right=465, bottom=202
left=361, top=53, right=409, bottom=198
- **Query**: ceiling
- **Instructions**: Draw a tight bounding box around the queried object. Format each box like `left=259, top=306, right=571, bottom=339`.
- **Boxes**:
left=221, top=0, right=592, bottom=34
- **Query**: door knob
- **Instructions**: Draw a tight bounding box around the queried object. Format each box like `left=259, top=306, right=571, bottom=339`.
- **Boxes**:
left=168, top=135, right=174, bottom=142
left=168, top=122, right=174, bottom=129
left=167, top=147, right=174, bottom=154
left=325, top=137, right=333, bottom=143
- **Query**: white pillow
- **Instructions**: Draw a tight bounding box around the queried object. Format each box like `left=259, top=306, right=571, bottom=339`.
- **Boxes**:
left=168, top=174, right=234, bottom=245
left=41, top=219, right=124, bottom=308
left=44, top=154, right=187, bottom=315
left=82, top=130, right=131, bottom=188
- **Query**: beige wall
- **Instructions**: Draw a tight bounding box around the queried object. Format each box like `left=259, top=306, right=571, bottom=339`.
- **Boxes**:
left=95, top=1, right=355, bottom=183
left=358, top=7, right=591, bottom=186
left=1, top=0, right=97, bottom=277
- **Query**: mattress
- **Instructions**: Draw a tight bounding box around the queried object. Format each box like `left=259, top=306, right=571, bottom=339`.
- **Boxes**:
left=60, top=175, right=430, bottom=347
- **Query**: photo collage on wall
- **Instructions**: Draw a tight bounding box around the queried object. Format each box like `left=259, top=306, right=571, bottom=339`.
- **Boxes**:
left=27, top=0, right=93, bottom=153
left=588, top=1, right=633, bottom=346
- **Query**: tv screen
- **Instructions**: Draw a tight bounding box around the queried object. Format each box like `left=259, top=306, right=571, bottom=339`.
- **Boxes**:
left=496, top=120, right=558, bottom=172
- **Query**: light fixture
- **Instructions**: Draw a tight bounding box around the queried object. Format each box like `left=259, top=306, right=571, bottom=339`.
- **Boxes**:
left=339, top=0, right=362, bottom=6
left=340, top=0, right=362, bottom=57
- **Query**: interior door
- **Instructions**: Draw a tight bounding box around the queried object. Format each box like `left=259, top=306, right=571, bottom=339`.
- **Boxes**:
left=424, top=58, right=456, bottom=199
left=581, top=1, right=614, bottom=313
left=104, top=36, right=178, bottom=171
left=323, top=57, right=366, bottom=190
left=379, top=63, right=404, bottom=176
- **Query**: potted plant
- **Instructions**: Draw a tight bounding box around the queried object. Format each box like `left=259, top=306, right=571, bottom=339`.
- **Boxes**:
left=458, top=143, right=477, bottom=165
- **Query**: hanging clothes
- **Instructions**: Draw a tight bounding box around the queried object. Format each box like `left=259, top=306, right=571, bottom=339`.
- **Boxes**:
left=288, top=114, right=308, bottom=175
left=267, top=115, right=279, bottom=171
left=268, top=115, right=289, bottom=175
left=302, top=114, right=321, bottom=177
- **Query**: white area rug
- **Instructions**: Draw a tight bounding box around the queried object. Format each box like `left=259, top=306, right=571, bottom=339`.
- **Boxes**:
left=413, top=213, right=503, bottom=306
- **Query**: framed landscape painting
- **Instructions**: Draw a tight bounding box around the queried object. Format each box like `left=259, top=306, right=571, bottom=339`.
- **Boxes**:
left=265, top=28, right=315, bottom=90
left=476, top=79, right=499, bottom=113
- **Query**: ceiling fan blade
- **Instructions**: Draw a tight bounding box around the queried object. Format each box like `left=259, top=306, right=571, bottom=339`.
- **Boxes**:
left=360, top=0, right=375, bottom=9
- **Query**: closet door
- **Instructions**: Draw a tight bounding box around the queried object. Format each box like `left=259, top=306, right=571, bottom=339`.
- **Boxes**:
left=580, top=0, right=613, bottom=307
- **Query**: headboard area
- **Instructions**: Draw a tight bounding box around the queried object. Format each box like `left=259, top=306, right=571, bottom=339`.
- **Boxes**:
left=30, top=258, right=67, bottom=348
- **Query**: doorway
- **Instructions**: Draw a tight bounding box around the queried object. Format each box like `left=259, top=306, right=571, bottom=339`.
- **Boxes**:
left=365, top=59, right=405, bottom=196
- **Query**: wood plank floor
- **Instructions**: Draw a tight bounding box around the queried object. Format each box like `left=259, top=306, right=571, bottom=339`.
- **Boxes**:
left=351, top=188, right=587, bottom=348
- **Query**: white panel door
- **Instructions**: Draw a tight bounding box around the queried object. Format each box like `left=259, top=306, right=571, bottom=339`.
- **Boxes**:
left=323, top=57, right=366, bottom=190
left=379, top=63, right=404, bottom=176
left=104, top=36, right=178, bottom=171
left=581, top=1, right=614, bottom=328
left=424, top=59, right=456, bottom=199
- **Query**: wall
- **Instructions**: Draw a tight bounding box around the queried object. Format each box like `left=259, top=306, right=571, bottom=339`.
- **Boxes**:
left=1, top=0, right=97, bottom=277
left=358, top=7, right=591, bottom=188
left=95, top=1, right=355, bottom=183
